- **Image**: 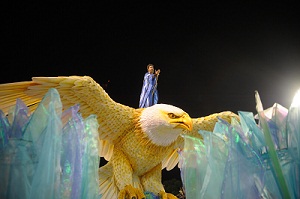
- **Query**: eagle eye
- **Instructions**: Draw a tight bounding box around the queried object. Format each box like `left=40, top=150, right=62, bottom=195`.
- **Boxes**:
left=168, top=113, right=178, bottom=119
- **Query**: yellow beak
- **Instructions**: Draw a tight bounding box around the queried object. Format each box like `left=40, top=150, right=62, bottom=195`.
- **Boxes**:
left=170, top=113, right=193, bottom=131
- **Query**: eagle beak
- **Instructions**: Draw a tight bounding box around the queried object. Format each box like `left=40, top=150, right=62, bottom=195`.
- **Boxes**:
left=171, top=113, right=193, bottom=131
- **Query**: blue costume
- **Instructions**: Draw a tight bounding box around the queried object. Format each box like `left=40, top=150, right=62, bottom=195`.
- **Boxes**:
left=139, top=72, right=158, bottom=108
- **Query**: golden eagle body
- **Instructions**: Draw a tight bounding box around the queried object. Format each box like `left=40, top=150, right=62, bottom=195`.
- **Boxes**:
left=0, top=76, right=238, bottom=199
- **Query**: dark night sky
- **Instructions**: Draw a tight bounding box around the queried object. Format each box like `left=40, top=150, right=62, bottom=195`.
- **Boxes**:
left=2, top=2, right=300, bottom=181
left=3, top=2, right=300, bottom=116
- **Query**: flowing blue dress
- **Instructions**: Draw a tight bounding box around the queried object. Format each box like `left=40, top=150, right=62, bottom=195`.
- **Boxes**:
left=139, top=72, right=158, bottom=108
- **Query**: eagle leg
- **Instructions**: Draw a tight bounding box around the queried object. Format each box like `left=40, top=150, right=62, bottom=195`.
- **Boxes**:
left=118, top=185, right=145, bottom=199
left=141, top=164, right=178, bottom=198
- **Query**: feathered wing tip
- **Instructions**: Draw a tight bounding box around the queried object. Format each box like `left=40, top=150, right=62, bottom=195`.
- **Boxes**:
left=98, top=139, right=114, bottom=161
left=0, top=81, right=41, bottom=115
left=162, top=149, right=179, bottom=171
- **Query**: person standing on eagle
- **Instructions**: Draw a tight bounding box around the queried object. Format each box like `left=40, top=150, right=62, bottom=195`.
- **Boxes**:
left=139, top=64, right=160, bottom=108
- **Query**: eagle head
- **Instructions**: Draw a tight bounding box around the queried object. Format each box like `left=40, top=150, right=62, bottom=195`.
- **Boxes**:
left=139, top=104, right=192, bottom=146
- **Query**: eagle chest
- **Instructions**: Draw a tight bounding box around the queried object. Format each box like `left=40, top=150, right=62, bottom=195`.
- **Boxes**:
left=118, top=129, right=168, bottom=171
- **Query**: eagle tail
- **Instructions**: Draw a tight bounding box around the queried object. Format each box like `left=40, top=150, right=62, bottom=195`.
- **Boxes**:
left=99, top=163, right=119, bottom=199
left=99, top=163, right=144, bottom=198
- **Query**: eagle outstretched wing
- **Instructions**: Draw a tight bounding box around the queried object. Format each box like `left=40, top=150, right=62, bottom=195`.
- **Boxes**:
left=0, top=76, right=135, bottom=158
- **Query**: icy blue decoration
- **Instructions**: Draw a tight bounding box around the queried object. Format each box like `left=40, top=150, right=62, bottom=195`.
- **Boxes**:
left=0, top=88, right=100, bottom=199
left=181, top=101, right=300, bottom=198
left=0, top=110, right=10, bottom=149
left=80, top=114, right=100, bottom=199
left=286, top=100, right=300, bottom=198
left=60, top=104, right=84, bottom=198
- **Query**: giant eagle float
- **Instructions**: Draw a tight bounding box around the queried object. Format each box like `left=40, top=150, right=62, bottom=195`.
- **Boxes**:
left=0, top=76, right=238, bottom=199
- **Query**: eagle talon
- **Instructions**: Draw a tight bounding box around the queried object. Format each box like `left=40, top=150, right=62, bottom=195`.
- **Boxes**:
left=159, top=190, right=178, bottom=199
left=118, top=185, right=145, bottom=199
